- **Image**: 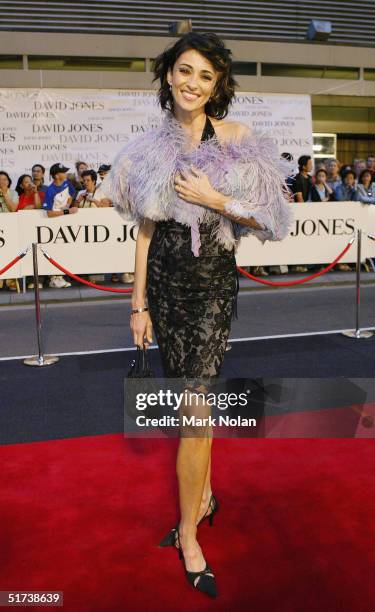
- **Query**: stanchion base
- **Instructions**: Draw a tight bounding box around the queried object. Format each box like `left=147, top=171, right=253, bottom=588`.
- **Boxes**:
left=24, top=355, right=59, bottom=367
left=342, top=330, right=374, bottom=339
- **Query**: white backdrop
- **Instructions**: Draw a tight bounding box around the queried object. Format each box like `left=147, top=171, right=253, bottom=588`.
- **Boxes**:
left=0, top=89, right=313, bottom=181
left=1, top=203, right=374, bottom=279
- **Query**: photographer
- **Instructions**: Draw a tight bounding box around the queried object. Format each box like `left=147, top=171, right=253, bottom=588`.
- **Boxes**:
left=75, top=169, right=112, bottom=208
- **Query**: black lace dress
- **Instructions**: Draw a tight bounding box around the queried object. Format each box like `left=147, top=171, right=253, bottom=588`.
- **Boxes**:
left=146, top=116, right=239, bottom=387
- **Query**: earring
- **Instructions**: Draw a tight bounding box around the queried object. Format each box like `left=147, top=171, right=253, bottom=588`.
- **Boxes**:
left=169, top=84, right=172, bottom=91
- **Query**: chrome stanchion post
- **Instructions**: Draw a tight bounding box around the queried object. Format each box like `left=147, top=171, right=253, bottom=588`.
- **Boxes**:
left=24, top=243, right=59, bottom=366
left=342, top=229, right=373, bottom=339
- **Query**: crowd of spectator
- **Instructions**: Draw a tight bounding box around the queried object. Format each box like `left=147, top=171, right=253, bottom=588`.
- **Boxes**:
left=0, top=161, right=135, bottom=291
left=252, top=153, right=375, bottom=276
left=1, top=154, right=375, bottom=290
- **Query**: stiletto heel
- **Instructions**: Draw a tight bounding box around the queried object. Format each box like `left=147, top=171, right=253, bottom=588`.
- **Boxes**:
left=197, top=494, right=219, bottom=527
left=159, top=494, right=219, bottom=547
left=175, top=530, right=218, bottom=598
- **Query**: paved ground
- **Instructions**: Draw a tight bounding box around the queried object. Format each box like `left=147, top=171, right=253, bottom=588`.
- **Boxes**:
left=1, top=271, right=374, bottom=359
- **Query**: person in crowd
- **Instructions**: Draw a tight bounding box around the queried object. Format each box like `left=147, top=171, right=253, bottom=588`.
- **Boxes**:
left=67, top=160, right=88, bottom=191
left=0, top=171, right=18, bottom=212
left=76, top=170, right=112, bottom=208
left=97, top=164, right=112, bottom=182
left=31, top=164, right=48, bottom=194
left=74, top=168, right=116, bottom=285
left=15, top=174, right=44, bottom=210
left=281, top=152, right=297, bottom=200
left=42, top=163, right=78, bottom=288
left=15, top=174, right=45, bottom=289
left=289, top=155, right=312, bottom=273
left=0, top=171, right=19, bottom=290
left=96, top=167, right=134, bottom=283
left=366, top=156, right=375, bottom=181
left=325, top=159, right=342, bottom=191
left=293, top=155, right=313, bottom=203
left=310, top=168, right=334, bottom=202
left=253, top=154, right=295, bottom=278
left=334, top=168, right=358, bottom=271
left=354, top=158, right=367, bottom=180
left=356, top=169, right=375, bottom=204
left=334, top=169, right=359, bottom=202
left=339, top=164, right=353, bottom=179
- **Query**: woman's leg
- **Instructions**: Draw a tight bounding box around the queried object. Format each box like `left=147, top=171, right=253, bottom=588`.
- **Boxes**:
left=177, top=436, right=213, bottom=571
left=198, top=452, right=212, bottom=520
left=176, top=386, right=213, bottom=571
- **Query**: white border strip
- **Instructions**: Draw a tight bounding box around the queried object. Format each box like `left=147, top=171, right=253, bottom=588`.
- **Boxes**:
left=1, top=326, right=374, bottom=362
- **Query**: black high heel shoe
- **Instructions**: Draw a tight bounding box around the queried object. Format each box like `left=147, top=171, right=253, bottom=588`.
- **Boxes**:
left=198, top=493, right=219, bottom=527
left=158, top=494, right=219, bottom=548
left=175, top=529, right=218, bottom=598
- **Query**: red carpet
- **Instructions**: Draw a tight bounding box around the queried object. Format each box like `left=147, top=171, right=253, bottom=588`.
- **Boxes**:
left=0, top=435, right=374, bottom=611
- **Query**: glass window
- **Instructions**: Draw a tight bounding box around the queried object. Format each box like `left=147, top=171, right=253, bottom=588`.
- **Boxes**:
left=232, top=62, right=257, bottom=76
left=364, top=69, right=375, bottom=81
left=28, top=56, right=145, bottom=72
left=313, top=133, right=337, bottom=166
left=262, top=64, right=359, bottom=80
left=0, top=55, right=23, bottom=69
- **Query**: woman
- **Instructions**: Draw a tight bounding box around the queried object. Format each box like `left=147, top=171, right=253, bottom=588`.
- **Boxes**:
left=335, top=168, right=359, bottom=202
left=0, top=171, right=18, bottom=213
left=106, top=32, right=293, bottom=598
left=15, top=174, right=44, bottom=210
left=0, top=171, right=19, bottom=291
left=15, top=174, right=44, bottom=289
left=310, top=168, right=334, bottom=202
left=356, top=169, right=375, bottom=204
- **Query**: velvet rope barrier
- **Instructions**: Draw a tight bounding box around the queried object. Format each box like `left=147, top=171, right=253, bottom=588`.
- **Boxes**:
left=0, top=247, right=29, bottom=277
left=237, top=238, right=355, bottom=287
left=40, top=248, right=133, bottom=293
left=41, top=237, right=355, bottom=294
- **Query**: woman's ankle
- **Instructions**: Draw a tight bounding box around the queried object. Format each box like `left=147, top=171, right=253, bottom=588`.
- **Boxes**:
left=200, top=489, right=213, bottom=509
left=178, top=523, right=197, bottom=543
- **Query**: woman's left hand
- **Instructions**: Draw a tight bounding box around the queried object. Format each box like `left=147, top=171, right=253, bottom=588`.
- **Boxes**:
left=174, top=165, right=218, bottom=208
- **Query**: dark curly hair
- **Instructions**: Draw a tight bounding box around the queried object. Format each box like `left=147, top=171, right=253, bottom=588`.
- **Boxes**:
left=152, top=32, right=238, bottom=119
left=358, top=168, right=373, bottom=184
left=15, top=174, right=32, bottom=196
left=81, top=169, right=98, bottom=184
left=0, top=171, right=12, bottom=188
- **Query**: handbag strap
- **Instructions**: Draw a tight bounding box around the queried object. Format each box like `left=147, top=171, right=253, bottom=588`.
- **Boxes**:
left=136, top=343, right=152, bottom=376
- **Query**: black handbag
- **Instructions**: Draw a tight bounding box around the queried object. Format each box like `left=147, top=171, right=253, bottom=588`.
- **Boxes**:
left=127, top=343, right=154, bottom=379
left=124, top=344, right=159, bottom=425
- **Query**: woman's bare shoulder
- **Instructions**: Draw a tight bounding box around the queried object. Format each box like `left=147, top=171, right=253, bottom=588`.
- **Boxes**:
left=209, top=118, right=252, bottom=143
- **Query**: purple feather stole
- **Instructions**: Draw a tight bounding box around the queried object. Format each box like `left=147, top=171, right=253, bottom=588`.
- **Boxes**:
left=104, top=110, right=294, bottom=257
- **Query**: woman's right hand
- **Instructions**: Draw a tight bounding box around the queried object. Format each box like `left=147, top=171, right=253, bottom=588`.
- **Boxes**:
left=130, top=311, right=153, bottom=348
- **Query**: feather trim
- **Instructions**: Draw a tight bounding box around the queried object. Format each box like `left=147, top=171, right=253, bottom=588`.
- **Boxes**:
left=106, top=110, right=294, bottom=254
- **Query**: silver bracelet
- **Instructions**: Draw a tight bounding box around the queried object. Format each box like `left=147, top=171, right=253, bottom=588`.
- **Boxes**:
left=131, top=307, right=149, bottom=314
